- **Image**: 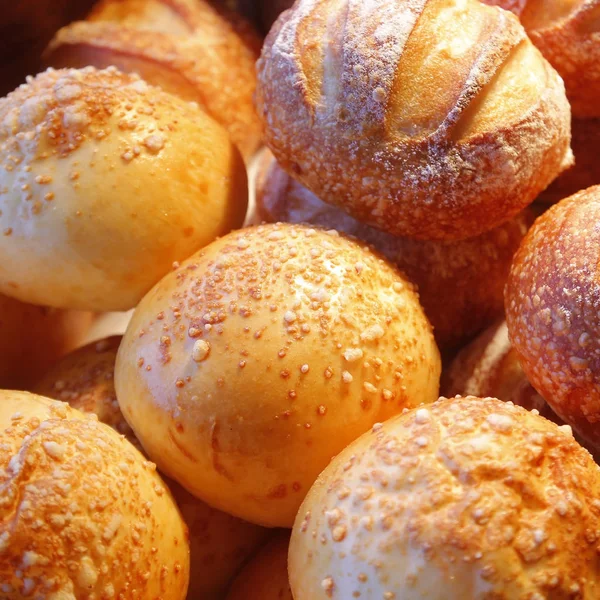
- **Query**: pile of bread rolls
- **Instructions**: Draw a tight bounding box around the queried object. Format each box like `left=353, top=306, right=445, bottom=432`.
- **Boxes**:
left=2, top=0, right=600, bottom=598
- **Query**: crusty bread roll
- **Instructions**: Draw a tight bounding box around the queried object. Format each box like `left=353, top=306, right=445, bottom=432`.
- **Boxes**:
left=115, top=223, right=441, bottom=527
left=256, top=0, right=573, bottom=241
left=34, top=335, right=269, bottom=600
left=0, top=391, right=189, bottom=598
left=537, top=118, right=600, bottom=204
left=226, top=533, right=293, bottom=600
left=442, top=321, right=557, bottom=419
left=506, top=185, right=600, bottom=452
left=0, top=294, right=93, bottom=389
left=45, top=0, right=263, bottom=159
left=256, top=150, right=530, bottom=350
left=484, top=0, right=600, bottom=118
left=290, top=396, right=600, bottom=599
left=0, top=66, right=247, bottom=312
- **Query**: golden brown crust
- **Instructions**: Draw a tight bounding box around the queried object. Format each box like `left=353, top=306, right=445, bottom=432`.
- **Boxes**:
left=256, top=0, right=572, bottom=241
left=506, top=185, right=600, bottom=452
left=34, top=336, right=134, bottom=438
left=537, top=118, right=600, bottom=203
left=33, top=335, right=269, bottom=600
left=0, top=391, right=190, bottom=598
left=484, top=0, right=600, bottom=118
left=256, top=150, right=530, bottom=350
left=115, top=223, right=441, bottom=527
left=0, top=66, right=247, bottom=311
left=225, top=533, right=293, bottom=600
left=0, top=294, right=93, bottom=389
left=290, top=396, right=600, bottom=599
left=45, top=0, right=263, bottom=159
left=442, top=321, right=558, bottom=419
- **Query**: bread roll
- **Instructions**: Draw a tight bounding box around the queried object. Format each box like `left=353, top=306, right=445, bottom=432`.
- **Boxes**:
left=537, top=118, right=600, bottom=204
left=115, top=223, right=441, bottom=527
left=0, top=66, right=247, bottom=312
left=226, top=533, right=293, bottom=600
left=0, top=391, right=189, bottom=598
left=506, top=185, right=600, bottom=452
left=256, top=0, right=572, bottom=241
left=290, top=396, right=600, bottom=599
left=34, top=335, right=270, bottom=600
left=0, top=294, right=93, bottom=389
left=483, top=0, right=600, bottom=118
left=442, top=320, right=557, bottom=419
left=45, top=0, right=263, bottom=159
left=256, top=150, right=530, bottom=350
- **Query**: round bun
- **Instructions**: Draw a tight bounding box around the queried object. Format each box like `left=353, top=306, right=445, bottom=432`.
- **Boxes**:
left=290, top=396, right=600, bottom=599
left=34, top=336, right=135, bottom=438
left=45, top=0, right=263, bottom=159
left=256, top=150, right=530, bottom=350
left=0, top=294, right=93, bottom=388
left=484, top=0, right=600, bottom=118
left=506, top=185, right=600, bottom=452
left=0, top=391, right=190, bottom=598
left=537, top=118, right=600, bottom=204
left=442, top=320, right=557, bottom=420
left=0, top=66, right=247, bottom=311
left=34, top=335, right=269, bottom=600
left=115, top=222, right=441, bottom=527
left=256, top=0, right=572, bottom=241
left=226, top=533, right=293, bottom=600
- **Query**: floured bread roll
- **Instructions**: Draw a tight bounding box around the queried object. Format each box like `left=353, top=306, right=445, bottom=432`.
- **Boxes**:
left=256, top=0, right=572, bottom=240
left=45, top=0, right=263, bottom=159
left=484, top=0, right=600, bottom=118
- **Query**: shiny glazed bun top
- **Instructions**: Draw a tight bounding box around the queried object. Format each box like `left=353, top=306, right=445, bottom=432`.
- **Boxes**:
left=290, top=396, right=600, bottom=599
left=256, top=0, right=572, bottom=240
left=0, top=66, right=247, bottom=311
left=115, top=223, right=441, bottom=527
left=0, top=391, right=189, bottom=599
left=46, top=0, right=263, bottom=159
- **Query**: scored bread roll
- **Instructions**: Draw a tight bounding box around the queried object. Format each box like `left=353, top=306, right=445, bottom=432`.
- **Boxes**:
left=0, top=66, right=247, bottom=312
left=483, top=0, right=600, bottom=118
left=537, top=118, right=600, bottom=204
left=225, top=533, right=293, bottom=600
left=256, top=150, right=531, bottom=350
left=115, top=223, right=441, bottom=527
left=45, top=0, right=263, bottom=159
left=290, top=396, right=600, bottom=599
left=0, top=391, right=189, bottom=598
left=256, top=0, right=573, bottom=241
left=506, top=185, right=600, bottom=452
left=441, top=320, right=557, bottom=419
left=0, top=294, right=93, bottom=389
left=34, top=335, right=270, bottom=600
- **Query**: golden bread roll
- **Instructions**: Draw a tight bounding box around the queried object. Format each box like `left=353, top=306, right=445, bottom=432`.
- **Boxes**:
left=506, top=185, right=600, bottom=452
left=225, top=533, right=293, bottom=600
left=0, top=66, right=247, bottom=312
left=0, top=391, right=189, bottom=598
left=34, top=335, right=269, bottom=600
left=537, top=118, right=600, bottom=204
left=0, top=294, right=93, bottom=389
left=256, top=0, right=573, bottom=241
left=115, top=223, right=441, bottom=527
left=441, top=320, right=557, bottom=419
left=290, top=396, right=600, bottom=599
left=45, top=0, right=263, bottom=159
left=484, top=0, right=600, bottom=118
left=256, top=150, right=530, bottom=350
